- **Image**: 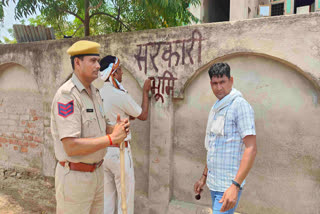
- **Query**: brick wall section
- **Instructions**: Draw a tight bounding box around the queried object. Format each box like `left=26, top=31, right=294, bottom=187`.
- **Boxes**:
left=0, top=90, right=44, bottom=171
left=0, top=110, right=43, bottom=154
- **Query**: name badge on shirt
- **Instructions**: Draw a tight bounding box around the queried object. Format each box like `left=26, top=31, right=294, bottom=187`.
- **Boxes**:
left=86, top=109, right=94, bottom=113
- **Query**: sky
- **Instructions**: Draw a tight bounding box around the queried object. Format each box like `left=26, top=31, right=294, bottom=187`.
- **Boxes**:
left=0, top=1, right=38, bottom=42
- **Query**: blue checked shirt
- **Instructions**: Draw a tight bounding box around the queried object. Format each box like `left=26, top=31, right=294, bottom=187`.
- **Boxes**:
left=206, top=96, right=256, bottom=192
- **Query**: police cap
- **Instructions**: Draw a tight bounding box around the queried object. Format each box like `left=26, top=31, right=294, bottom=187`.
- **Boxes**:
left=67, top=40, right=100, bottom=57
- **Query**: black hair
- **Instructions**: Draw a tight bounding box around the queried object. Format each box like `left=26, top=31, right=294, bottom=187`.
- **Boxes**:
left=100, top=55, right=116, bottom=71
left=208, top=62, right=231, bottom=79
left=70, top=55, right=84, bottom=70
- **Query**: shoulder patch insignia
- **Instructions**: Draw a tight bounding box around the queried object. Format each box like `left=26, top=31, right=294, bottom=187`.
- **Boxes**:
left=58, top=100, right=74, bottom=118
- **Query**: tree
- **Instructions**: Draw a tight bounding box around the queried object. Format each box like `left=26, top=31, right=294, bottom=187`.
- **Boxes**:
left=0, top=28, right=17, bottom=44
left=2, top=36, right=17, bottom=44
left=0, top=0, right=200, bottom=37
left=28, top=15, right=85, bottom=39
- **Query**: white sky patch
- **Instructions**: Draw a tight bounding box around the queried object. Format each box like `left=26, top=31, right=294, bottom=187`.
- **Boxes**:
left=0, top=0, right=39, bottom=42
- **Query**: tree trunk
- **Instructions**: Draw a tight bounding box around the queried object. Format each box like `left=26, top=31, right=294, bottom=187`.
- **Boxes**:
left=84, top=0, right=90, bottom=36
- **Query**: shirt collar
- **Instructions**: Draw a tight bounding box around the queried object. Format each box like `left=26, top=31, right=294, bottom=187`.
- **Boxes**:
left=71, top=73, right=86, bottom=92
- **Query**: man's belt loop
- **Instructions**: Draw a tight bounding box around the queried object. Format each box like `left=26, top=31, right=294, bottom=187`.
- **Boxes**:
left=64, top=160, right=69, bottom=169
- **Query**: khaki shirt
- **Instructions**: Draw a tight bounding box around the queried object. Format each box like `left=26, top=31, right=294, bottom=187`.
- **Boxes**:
left=99, top=81, right=142, bottom=141
left=51, top=73, right=107, bottom=163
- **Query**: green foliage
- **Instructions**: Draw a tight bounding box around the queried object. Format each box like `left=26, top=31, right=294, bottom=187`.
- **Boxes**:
left=0, top=2, right=4, bottom=21
left=0, top=23, right=17, bottom=44
left=133, top=0, right=200, bottom=28
left=1, top=0, right=200, bottom=40
left=28, top=15, right=82, bottom=39
left=3, top=36, right=17, bottom=44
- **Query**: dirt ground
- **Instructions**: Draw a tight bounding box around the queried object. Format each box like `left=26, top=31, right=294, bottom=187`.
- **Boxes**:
left=0, top=168, right=56, bottom=214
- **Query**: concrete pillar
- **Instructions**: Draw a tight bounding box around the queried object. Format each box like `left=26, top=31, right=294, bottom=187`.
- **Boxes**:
left=247, top=0, right=260, bottom=19
left=202, top=0, right=210, bottom=23
left=285, top=0, right=294, bottom=14
left=316, top=0, right=320, bottom=11
left=230, top=0, right=248, bottom=21
left=200, top=0, right=206, bottom=22
left=148, top=98, right=174, bottom=214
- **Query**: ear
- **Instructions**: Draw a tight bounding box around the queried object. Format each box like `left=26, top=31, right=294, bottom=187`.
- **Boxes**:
left=230, top=76, right=234, bottom=84
left=74, top=57, right=81, bottom=68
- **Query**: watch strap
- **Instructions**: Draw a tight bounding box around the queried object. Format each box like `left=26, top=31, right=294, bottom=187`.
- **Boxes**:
left=232, top=180, right=241, bottom=189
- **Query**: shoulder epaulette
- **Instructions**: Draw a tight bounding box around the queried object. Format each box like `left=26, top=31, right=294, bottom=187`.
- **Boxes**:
left=61, top=79, right=76, bottom=95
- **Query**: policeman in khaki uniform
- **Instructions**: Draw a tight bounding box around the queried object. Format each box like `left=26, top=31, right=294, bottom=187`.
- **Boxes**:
left=50, top=40, right=130, bottom=214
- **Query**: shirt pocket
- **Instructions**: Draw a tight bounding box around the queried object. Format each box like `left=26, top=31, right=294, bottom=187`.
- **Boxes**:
left=210, top=115, right=225, bottom=135
left=81, top=110, right=99, bottom=138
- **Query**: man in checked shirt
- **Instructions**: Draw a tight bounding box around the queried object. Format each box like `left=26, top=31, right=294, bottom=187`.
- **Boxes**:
left=194, top=63, right=257, bottom=214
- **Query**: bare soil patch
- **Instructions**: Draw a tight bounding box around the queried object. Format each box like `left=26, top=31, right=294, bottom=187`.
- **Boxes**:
left=0, top=168, right=55, bottom=214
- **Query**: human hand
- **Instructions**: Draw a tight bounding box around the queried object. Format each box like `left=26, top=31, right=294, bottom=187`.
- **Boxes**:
left=143, top=79, right=151, bottom=93
left=219, top=184, right=239, bottom=212
left=193, top=176, right=206, bottom=195
left=117, top=114, right=130, bottom=135
left=110, top=114, right=130, bottom=144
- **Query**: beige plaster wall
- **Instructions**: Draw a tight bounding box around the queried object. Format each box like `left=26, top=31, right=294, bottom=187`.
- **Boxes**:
left=231, top=56, right=320, bottom=214
left=0, top=64, right=44, bottom=172
left=0, top=12, right=320, bottom=214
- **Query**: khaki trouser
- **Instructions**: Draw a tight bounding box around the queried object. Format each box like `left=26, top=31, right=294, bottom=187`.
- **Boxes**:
left=103, top=147, right=134, bottom=214
left=55, top=162, right=104, bottom=214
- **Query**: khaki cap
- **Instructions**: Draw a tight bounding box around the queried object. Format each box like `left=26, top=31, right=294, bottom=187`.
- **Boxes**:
left=67, top=40, right=101, bottom=57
